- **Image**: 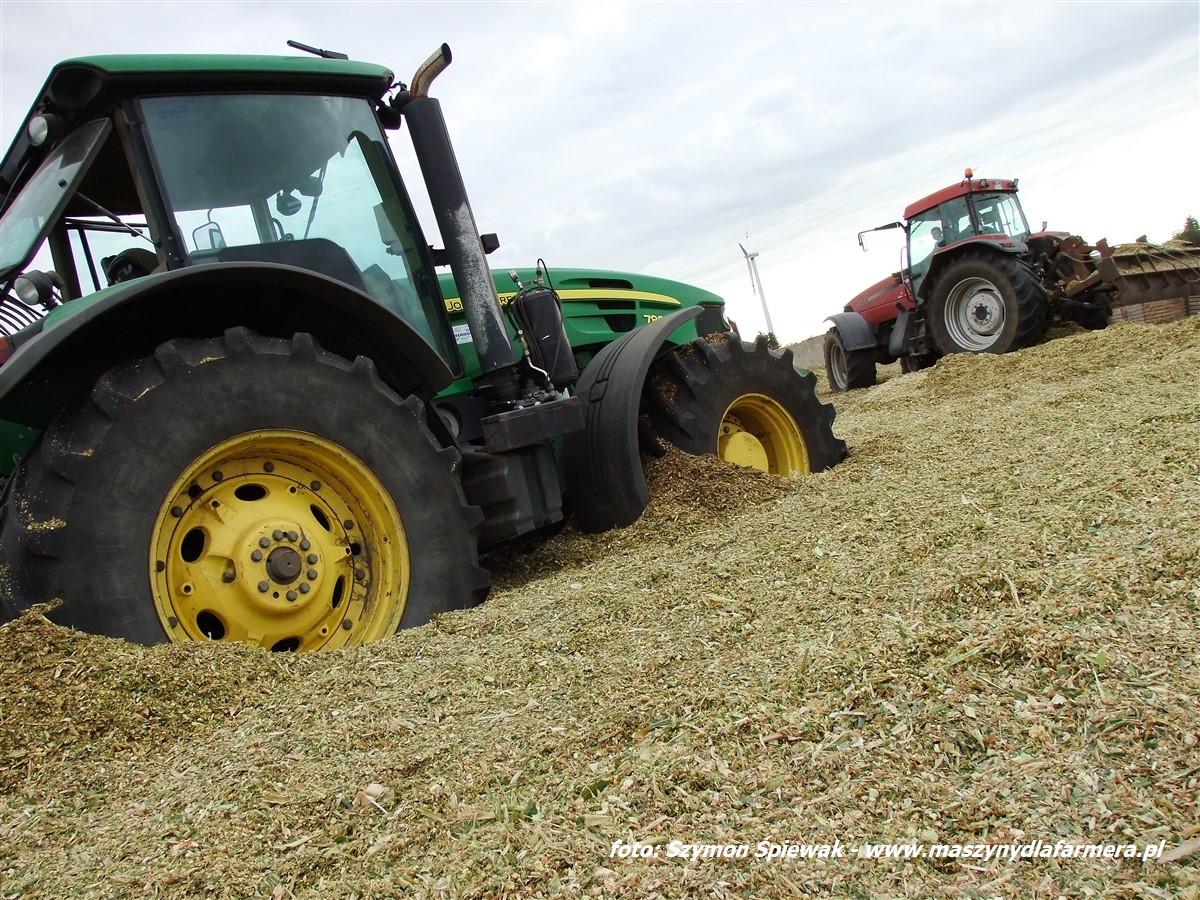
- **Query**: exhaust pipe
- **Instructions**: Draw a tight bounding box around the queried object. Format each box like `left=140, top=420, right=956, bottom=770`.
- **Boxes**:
left=402, top=45, right=520, bottom=404
left=410, top=43, right=451, bottom=98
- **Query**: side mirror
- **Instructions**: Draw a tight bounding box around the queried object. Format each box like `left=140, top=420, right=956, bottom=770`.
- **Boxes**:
left=192, top=221, right=226, bottom=251
left=276, top=191, right=302, bottom=217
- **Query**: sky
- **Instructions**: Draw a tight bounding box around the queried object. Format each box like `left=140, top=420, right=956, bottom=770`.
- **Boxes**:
left=1, top=0, right=1197, bottom=342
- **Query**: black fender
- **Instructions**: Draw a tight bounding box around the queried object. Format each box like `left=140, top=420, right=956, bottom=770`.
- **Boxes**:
left=888, top=309, right=916, bottom=358
left=0, top=263, right=455, bottom=429
left=562, top=306, right=702, bottom=533
left=824, top=311, right=877, bottom=352
left=921, top=237, right=1028, bottom=302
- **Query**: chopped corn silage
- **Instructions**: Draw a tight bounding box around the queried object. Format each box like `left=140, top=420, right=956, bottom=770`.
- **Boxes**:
left=1, top=317, right=1198, bottom=899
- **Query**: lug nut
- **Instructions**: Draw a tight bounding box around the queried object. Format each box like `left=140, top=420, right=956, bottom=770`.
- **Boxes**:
left=286, top=590, right=297, bottom=602
left=273, top=529, right=283, bottom=541
left=310, top=481, right=321, bottom=491
left=263, top=462, right=274, bottom=473
left=307, top=569, right=318, bottom=580
left=287, top=531, right=298, bottom=542
left=342, top=620, right=353, bottom=630
left=259, top=537, right=270, bottom=548
left=299, top=583, right=311, bottom=595
left=222, top=571, right=235, bottom=583
left=212, top=471, right=223, bottom=482
left=257, top=581, right=269, bottom=593
left=251, top=550, right=263, bottom=562
left=307, top=554, right=318, bottom=565
left=343, top=520, right=355, bottom=530
left=300, top=539, right=311, bottom=551
left=170, top=506, right=183, bottom=518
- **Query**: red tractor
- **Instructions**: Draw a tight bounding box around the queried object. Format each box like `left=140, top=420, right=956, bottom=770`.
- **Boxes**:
left=822, top=170, right=1200, bottom=391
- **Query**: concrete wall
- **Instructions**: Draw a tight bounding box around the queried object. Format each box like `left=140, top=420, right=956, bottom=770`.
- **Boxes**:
left=787, top=334, right=826, bottom=371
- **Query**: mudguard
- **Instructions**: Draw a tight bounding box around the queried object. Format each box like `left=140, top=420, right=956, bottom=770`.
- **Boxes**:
left=562, top=306, right=702, bottom=533
left=888, top=309, right=915, bottom=357
left=825, top=311, right=877, bottom=352
left=0, top=263, right=454, bottom=429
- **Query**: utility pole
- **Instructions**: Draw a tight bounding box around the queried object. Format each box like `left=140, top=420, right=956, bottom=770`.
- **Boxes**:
left=738, top=243, right=776, bottom=338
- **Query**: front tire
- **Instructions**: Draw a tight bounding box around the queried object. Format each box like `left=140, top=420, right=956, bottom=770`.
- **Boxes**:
left=643, top=334, right=847, bottom=476
left=927, top=251, right=1046, bottom=354
left=0, top=328, right=488, bottom=649
left=823, top=328, right=876, bottom=391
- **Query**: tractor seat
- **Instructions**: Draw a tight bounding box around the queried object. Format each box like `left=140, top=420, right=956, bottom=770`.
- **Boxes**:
left=103, top=247, right=160, bottom=285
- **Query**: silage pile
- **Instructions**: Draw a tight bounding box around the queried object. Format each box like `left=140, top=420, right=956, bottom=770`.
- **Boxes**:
left=1, top=318, right=1198, bottom=899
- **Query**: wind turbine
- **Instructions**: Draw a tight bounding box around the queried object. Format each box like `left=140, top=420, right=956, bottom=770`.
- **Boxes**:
left=738, top=242, right=776, bottom=338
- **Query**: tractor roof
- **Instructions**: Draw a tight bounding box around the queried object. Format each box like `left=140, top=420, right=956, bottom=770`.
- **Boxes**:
left=903, top=177, right=1018, bottom=221
left=1, top=53, right=396, bottom=204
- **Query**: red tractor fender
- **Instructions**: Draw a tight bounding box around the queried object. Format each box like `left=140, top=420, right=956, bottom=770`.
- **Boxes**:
left=0, top=263, right=455, bottom=430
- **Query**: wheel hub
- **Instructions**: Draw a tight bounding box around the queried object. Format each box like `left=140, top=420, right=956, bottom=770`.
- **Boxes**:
left=266, top=545, right=303, bottom=584
left=719, top=426, right=770, bottom=471
left=150, top=430, right=408, bottom=651
left=946, top=277, right=1006, bottom=350
left=717, top=395, right=810, bottom=476
left=968, top=294, right=1003, bottom=335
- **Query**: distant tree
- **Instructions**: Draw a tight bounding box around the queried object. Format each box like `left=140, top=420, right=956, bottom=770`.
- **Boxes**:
left=760, top=331, right=780, bottom=350
left=1172, top=216, right=1200, bottom=244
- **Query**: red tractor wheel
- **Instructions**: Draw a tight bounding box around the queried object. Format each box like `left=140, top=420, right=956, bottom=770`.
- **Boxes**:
left=823, top=328, right=876, bottom=392
left=927, top=251, right=1046, bottom=354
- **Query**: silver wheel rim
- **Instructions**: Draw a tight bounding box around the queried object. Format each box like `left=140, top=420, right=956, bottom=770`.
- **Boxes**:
left=828, top=341, right=848, bottom=390
left=944, top=277, right=1005, bottom=351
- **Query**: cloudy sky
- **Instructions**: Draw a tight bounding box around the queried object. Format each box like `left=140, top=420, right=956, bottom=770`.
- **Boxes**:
left=2, top=1, right=1197, bottom=341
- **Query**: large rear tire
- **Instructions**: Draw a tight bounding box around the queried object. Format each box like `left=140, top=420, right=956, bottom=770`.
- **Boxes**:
left=823, top=328, right=877, bottom=391
left=0, top=328, right=488, bottom=649
left=927, top=251, right=1046, bottom=354
left=643, top=334, right=847, bottom=476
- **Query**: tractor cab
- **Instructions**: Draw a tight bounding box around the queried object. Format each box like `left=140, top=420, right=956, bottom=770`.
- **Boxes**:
left=140, top=91, right=451, bottom=356
left=902, top=172, right=1030, bottom=298
left=0, top=56, right=459, bottom=366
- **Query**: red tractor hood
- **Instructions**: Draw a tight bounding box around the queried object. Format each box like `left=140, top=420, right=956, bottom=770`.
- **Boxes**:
left=846, top=272, right=914, bottom=326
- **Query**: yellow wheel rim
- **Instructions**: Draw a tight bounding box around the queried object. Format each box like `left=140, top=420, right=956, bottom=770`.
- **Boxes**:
left=717, top=393, right=810, bottom=476
left=150, top=430, right=408, bottom=650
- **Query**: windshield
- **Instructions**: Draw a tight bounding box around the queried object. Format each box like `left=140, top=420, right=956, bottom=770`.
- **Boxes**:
left=141, top=93, right=455, bottom=363
left=0, top=118, right=111, bottom=277
left=972, top=192, right=1029, bottom=241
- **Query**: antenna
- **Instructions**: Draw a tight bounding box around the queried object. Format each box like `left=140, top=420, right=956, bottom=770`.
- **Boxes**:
left=738, top=243, right=776, bottom=337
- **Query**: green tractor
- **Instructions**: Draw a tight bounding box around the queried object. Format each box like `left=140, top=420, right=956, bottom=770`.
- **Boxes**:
left=0, top=43, right=845, bottom=651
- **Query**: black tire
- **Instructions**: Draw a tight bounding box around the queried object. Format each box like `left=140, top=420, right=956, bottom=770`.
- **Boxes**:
left=823, top=328, right=876, bottom=391
left=643, top=334, right=847, bottom=475
left=927, top=250, right=1046, bottom=354
left=1065, top=292, right=1113, bottom=331
left=0, top=328, right=488, bottom=649
left=900, top=353, right=937, bottom=374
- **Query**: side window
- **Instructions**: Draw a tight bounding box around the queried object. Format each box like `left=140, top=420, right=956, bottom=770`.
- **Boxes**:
left=0, top=115, right=162, bottom=333
left=938, top=197, right=973, bottom=243
left=908, top=210, right=943, bottom=270
left=65, top=216, right=157, bottom=294
left=61, top=118, right=160, bottom=295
